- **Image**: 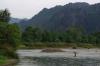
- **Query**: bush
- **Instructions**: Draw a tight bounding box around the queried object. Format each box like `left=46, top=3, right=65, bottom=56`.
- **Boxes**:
left=0, top=55, right=7, bottom=64
left=81, top=44, right=94, bottom=49
left=71, top=43, right=78, bottom=49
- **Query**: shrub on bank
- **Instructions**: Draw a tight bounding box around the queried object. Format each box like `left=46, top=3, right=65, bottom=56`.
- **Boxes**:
left=0, top=55, right=7, bottom=64
left=20, top=42, right=99, bottom=49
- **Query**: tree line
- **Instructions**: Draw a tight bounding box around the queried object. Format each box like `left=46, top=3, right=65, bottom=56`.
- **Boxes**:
left=22, top=25, right=100, bottom=48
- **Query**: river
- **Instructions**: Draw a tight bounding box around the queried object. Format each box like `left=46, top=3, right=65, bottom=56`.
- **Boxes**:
left=15, top=49, right=100, bottom=66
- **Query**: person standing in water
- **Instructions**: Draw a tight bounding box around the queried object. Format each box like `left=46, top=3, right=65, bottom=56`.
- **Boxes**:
left=73, top=51, right=77, bottom=57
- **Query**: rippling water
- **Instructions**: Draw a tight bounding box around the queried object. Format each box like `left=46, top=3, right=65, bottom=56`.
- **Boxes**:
left=33, top=57, right=100, bottom=66
left=15, top=49, right=100, bottom=66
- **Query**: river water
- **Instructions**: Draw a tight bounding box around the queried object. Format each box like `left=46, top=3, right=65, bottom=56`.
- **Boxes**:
left=15, top=49, right=100, bottom=66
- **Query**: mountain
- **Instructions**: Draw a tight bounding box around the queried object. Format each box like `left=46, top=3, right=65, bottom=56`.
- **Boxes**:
left=9, top=18, right=22, bottom=23
left=19, top=2, right=100, bottom=33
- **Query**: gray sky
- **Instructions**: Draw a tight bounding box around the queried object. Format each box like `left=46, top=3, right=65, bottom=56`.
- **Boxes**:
left=0, top=0, right=100, bottom=18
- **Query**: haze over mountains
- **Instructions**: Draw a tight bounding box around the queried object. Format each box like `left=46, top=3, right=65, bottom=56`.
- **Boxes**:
left=16, top=2, right=100, bottom=33
left=10, top=18, right=22, bottom=23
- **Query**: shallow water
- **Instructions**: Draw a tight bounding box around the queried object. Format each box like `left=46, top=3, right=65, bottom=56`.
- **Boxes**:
left=15, top=49, right=100, bottom=66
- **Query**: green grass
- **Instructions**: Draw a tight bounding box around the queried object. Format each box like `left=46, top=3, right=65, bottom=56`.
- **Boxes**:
left=19, top=42, right=97, bottom=49
left=0, top=55, right=7, bottom=65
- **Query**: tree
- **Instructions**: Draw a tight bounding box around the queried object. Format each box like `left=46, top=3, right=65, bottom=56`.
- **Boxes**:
left=0, top=9, right=10, bottom=22
left=0, top=9, right=21, bottom=58
left=22, top=26, right=34, bottom=44
left=6, top=24, right=21, bottom=48
left=66, top=26, right=83, bottom=43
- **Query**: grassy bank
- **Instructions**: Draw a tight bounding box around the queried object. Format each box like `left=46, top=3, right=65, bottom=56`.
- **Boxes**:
left=19, top=42, right=98, bottom=49
left=0, top=52, right=18, bottom=65
left=0, top=55, right=18, bottom=66
left=0, top=55, right=7, bottom=65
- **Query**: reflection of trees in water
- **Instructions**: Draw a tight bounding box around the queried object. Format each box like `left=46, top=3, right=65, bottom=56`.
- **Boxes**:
left=33, top=57, right=100, bottom=66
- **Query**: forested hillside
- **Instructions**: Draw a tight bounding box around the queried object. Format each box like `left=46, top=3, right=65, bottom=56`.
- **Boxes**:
left=19, top=2, right=100, bottom=33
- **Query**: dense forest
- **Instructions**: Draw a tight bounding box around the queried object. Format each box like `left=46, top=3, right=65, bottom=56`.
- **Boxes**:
left=22, top=26, right=100, bottom=48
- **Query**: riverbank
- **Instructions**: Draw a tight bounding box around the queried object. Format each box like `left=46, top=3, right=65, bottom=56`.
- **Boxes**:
left=16, top=48, right=100, bottom=58
left=0, top=59, right=18, bottom=66
left=19, top=42, right=98, bottom=49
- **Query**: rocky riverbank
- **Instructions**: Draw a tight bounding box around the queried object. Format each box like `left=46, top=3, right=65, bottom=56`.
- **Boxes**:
left=41, top=48, right=65, bottom=52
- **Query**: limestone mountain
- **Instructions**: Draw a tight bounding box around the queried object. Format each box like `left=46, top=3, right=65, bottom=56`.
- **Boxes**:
left=19, top=2, right=100, bottom=33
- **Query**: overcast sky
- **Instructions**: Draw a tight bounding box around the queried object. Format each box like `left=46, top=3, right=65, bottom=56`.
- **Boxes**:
left=0, top=0, right=100, bottom=18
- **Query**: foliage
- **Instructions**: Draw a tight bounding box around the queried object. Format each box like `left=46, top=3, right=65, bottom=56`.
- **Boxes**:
left=0, top=9, right=10, bottom=22
left=0, top=22, right=21, bottom=47
left=0, top=55, right=7, bottom=64
left=0, top=9, right=21, bottom=59
left=22, top=26, right=100, bottom=48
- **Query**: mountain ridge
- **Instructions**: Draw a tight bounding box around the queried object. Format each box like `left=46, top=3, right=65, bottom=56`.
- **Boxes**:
left=19, top=2, right=100, bottom=33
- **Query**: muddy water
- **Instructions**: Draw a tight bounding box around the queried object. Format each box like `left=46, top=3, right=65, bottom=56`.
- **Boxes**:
left=15, top=49, right=100, bottom=66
